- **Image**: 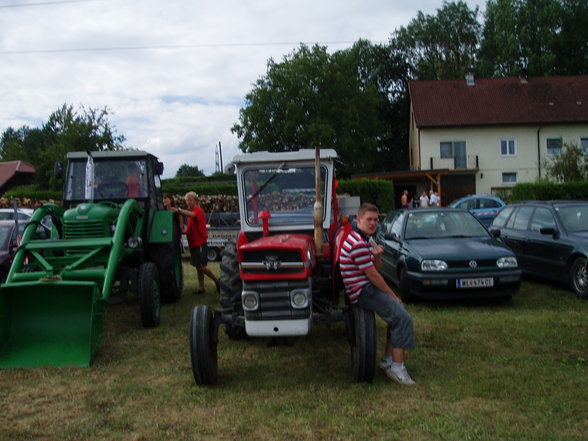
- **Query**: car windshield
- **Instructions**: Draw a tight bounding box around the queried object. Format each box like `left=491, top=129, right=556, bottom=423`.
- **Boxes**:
left=557, top=205, right=588, bottom=232
left=64, top=158, right=148, bottom=200
left=242, top=163, right=325, bottom=226
left=404, top=211, right=489, bottom=239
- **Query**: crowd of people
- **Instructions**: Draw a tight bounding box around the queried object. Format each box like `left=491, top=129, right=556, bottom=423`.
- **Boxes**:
left=401, top=189, right=441, bottom=209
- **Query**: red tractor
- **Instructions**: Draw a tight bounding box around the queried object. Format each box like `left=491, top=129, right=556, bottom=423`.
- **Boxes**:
left=189, top=149, right=376, bottom=384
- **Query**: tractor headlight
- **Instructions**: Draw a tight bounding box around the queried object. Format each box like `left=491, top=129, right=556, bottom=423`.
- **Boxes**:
left=127, top=236, right=142, bottom=249
left=290, top=289, right=310, bottom=309
left=242, top=291, right=259, bottom=311
left=421, top=259, right=448, bottom=271
left=497, top=256, right=518, bottom=268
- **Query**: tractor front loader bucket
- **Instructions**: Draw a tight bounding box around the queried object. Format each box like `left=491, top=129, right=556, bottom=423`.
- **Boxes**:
left=0, top=280, right=104, bottom=368
left=0, top=200, right=144, bottom=369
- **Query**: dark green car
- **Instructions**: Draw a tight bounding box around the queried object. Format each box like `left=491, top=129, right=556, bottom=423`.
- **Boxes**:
left=377, top=208, right=521, bottom=301
left=490, top=201, right=588, bottom=298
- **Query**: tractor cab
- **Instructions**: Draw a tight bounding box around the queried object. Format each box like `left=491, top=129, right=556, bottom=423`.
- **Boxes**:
left=62, top=150, right=164, bottom=212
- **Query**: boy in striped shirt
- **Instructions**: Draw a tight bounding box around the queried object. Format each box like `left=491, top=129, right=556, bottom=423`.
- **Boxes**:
left=340, top=203, right=416, bottom=386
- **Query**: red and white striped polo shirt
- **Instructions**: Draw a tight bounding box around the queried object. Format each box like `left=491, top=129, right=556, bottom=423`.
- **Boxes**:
left=340, top=228, right=374, bottom=303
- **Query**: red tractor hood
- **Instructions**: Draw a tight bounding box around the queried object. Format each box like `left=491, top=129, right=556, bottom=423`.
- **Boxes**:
left=238, top=233, right=315, bottom=280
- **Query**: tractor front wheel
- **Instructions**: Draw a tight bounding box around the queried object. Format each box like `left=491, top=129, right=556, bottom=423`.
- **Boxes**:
left=347, top=305, right=376, bottom=383
left=189, top=304, right=219, bottom=385
left=138, top=262, right=161, bottom=328
left=219, top=239, right=246, bottom=339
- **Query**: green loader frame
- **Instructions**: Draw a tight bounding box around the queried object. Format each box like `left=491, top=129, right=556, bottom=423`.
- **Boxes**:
left=0, top=151, right=183, bottom=368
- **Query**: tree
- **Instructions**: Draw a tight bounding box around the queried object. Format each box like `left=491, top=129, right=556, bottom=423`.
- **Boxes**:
left=390, top=1, right=481, bottom=81
left=543, top=143, right=588, bottom=182
left=0, top=104, right=125, bottom=190
left=231, top=43, right=399, bottom=176
left=478, top=0, right=586, bottom=77
left=176, top=164, right=204, bottom=177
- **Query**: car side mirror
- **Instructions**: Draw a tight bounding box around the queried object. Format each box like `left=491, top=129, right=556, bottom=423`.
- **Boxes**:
left=156, top=161, right=164, bottom=175
left=489, top=228, right=501, bottom=238
left=384, top=232, right=399, bottom=242
left=540, top=227, right=559, bottom=238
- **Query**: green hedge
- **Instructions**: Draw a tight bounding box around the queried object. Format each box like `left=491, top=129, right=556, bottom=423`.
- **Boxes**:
left=2, top=185, right=62, bottom=201
left=338, top=178, right=395, bottom=213
left=511, top=181, right=588, bottom=202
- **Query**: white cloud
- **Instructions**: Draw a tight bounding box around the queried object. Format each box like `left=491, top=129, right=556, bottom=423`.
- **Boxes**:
left=0, top=0, right=484, bottom=178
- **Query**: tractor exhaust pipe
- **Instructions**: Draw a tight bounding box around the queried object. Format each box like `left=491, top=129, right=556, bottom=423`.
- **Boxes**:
left=313, top=146, right=324, bottom=255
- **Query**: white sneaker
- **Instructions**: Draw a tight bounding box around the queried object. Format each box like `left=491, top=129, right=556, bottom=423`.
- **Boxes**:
left=385, top=365, right=416, bottom=386
left=378, top=357, right=393, bottom=371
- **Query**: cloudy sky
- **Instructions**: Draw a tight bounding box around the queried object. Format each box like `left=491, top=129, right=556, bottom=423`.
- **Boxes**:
left=0, top=0, right=484, bottom=178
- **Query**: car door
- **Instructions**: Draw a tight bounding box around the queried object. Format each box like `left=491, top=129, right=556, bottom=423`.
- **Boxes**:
left=524, top=206, right=570, bottom=280
left=500, top=206, right=534, bottom=270
left=379, top=211, right=404, bottom=283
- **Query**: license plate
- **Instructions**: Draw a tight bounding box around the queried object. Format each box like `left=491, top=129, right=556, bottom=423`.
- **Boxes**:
left=456, top=277, right=494, bottom=288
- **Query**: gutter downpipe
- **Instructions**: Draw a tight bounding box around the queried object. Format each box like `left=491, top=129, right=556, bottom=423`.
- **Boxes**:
left=537, top=125, right=543, bottom=179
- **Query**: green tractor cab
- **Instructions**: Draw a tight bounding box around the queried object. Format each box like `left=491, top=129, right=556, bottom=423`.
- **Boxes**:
left=0, top=150, right=184, bottom=368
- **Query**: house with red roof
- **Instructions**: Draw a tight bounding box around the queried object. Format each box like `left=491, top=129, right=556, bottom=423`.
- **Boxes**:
left=0, top=161, right=36, bottom=195
left=407, top=74, right=588, bottom=203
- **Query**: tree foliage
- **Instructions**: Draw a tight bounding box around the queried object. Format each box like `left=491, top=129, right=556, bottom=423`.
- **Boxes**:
left=479, top=0, right=587, bottom=77
left=543, top=143, right=588, bottom=183
left=232, top=42, right=412, bottom=176
left=175, top=163, right=204, bottom=177
left=0, top=104, right=125, bottom=190
left=390, top=1, right=481, bottom=80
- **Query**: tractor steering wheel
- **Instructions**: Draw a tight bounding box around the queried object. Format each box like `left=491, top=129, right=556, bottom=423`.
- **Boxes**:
left=97, top=181, right=129, bottom=198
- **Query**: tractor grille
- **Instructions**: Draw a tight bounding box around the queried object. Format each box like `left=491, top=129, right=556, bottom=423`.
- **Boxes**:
left=244, top=279, right=311, bottom=321
left=63, top=220, right=107, bottom=239
left=240, top=249, right=306, bottom=275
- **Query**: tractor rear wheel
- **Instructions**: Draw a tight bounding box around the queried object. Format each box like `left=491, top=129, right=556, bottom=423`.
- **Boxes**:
left=347, top=305, right=376, bottom=383
left=219, top=239, right=246, bottom=340
left=138, top=262, right=161, bottom=328
left=189, top=304, right=219, bottom=385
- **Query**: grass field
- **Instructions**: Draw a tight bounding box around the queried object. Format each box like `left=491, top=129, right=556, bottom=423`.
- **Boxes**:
left=1, top=261, right=587, bottom=441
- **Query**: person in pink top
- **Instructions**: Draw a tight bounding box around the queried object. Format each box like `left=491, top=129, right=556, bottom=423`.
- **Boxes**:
left=176, top=191, right=220, bottom=294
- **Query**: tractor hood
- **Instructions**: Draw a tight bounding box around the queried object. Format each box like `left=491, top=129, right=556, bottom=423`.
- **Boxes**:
left=238, top=233, right=315, bottom=280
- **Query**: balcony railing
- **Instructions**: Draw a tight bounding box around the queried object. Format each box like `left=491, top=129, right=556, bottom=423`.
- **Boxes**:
left=428, top=155, right=478, bottom=170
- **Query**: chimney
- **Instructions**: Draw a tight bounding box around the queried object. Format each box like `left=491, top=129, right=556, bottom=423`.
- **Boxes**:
left=466, top=72, right=475, bottom=86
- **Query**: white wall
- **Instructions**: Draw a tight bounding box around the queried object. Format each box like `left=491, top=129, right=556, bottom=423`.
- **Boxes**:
left=413, top=124, right=588, bottom=194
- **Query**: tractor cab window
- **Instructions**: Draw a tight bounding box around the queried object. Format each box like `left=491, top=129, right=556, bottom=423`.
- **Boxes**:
left=243, top=163, right=326, bottom=226
left=65, top=159, right=148, bottom=201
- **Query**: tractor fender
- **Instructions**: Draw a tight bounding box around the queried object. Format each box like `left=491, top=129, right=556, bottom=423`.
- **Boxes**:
left=148, top=210, right=176, bottom=244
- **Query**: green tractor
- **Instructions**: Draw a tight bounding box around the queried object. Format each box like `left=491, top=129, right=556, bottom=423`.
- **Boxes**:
left=0, top=150, right=184, bottom=368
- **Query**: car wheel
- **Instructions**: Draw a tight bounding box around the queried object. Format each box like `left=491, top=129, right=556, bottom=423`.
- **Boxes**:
left=570, top=257, right=588, bottom=298
left=207, top=247, right=219, bottom=262
left=398, top=267, right=417, bottom=303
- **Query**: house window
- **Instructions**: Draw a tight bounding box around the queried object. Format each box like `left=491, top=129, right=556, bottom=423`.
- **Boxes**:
left=502, top=172, right=517, bottom=184
left=500, top=139, right=516, bottom=156
left=581, top=138, right=588, bottom=154
left=546, top=138, right=562, bottom=156
left=440, top=141, right=467, bottom=168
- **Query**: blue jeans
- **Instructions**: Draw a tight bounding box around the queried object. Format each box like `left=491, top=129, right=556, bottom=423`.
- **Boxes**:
left=357, top=283, right=415, bottom=349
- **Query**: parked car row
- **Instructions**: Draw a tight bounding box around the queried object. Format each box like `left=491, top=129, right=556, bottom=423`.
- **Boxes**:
left=375, top=197, right=588, bottom=301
